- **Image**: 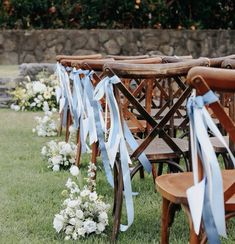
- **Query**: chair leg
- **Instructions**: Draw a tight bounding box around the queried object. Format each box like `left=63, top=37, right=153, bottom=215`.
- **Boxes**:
left=65, top=110, right=72, bottom=142
left=112, top=162, right=118, bottom=216
left=151, top=164, right=157, bottom=182
left=157, top=163, right=163, bottom=176
left=111, top=160, right=123, bottom=242
left=161, top=197, right=170, bottom=244
left=139, top=166, right=145, bottom=179
left=91, top=142, right=98, bottom=180
left=182, top=204, right=200, bottom=244
left=58, top=112, right=63, bottom=136
left=75, top=129, right=81, bottom=167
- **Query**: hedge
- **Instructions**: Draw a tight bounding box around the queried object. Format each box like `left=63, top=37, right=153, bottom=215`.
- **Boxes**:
left=0, top=0, right=234, bottom=29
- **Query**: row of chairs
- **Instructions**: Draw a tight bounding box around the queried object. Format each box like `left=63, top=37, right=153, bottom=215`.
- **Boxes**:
left=55, top=53, right=235, bottom=243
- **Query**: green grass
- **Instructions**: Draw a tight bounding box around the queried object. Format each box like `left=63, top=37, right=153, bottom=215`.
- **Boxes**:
left=0, top=109, right=234, bottom=243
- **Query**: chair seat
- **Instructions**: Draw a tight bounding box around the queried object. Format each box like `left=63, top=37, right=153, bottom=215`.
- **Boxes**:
left=210, top=136, right=229, bottom=153
left=155, top=170, right=235, bottom=207
left=126, top=119, right=147, bottom=133
left=127, top=137, right=188, bottom=161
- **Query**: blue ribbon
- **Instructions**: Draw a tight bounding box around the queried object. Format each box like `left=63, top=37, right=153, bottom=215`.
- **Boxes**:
left=83, top=72, right=114, bottom=187
left=187, top=89, right=235, bottom=241
left=55, top=63, right=71, bottom=126
left=94, top=75, right=135, bottom=231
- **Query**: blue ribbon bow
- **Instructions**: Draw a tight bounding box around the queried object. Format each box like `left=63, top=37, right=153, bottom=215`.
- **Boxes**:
left=187, top=89, right=235, bottom=243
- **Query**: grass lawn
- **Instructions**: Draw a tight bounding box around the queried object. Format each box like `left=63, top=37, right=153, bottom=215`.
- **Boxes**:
left=0, top=108, right=234, bottom=243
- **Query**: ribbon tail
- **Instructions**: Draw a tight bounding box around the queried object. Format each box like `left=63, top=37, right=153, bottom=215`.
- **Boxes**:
left=186, top=179, right=205, bottom=235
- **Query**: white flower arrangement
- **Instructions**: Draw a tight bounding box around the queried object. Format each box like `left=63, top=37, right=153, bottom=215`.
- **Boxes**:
left=10, top=72, right=59, bottom=111
left=41, top=140, right=77, bottom=171
left=53, top=163, right=110, bottom=240
left=32, top=103, right=58, bottom=137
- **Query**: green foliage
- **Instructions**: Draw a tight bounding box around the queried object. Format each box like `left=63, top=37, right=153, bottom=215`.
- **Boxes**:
left=0, top=0, right=234, bottom=29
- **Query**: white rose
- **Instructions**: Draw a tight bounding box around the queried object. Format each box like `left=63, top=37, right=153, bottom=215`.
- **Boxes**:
left=89, top=192, right=98, bottom=202
left=64, top=236, right=70, bottom=240
left=75, top=219, right=83, bottom=229
left=72, top=232, right=78, bottom=240
left=66, top=208, right=75, bottom=218
left=75, top=209, right=84, bottom=219
left=69, top=218, right=76, bottom=226
left=53, top=214, right=64, bottom=232
left=65, top=225, right=73, bottom=235
left=38, top=94, right=43, bottom=100
left=83, top=220, right=96, bottom=234
left=51, top=155, right=62, bottom=165
left=60, top=143, right=73, bottom=155
left=69, top=158, right=75, bottom=164
left=77, top=227, right=86, bottom=237
left=98, top=212, right=108, bottom=223
left=52, top=164, right=60, bottom=172
left=80, top=189, right=90, bottom=197
left=13, top=105, right=20, bottom=111
left=10, top=104, right=15, bottom=110
left=97, top=222, right=105, bottom=233
left=70, top=165, right=79, bottom=176
left=43, top=90, right=52, bottom=99
left=68, top=200, right=78, bottom=208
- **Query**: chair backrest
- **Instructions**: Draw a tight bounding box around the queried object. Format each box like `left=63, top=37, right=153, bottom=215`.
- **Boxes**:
left=106, top=54, right=149, bottom=60
left=103, top=59, right=210, bottom=169
left=187, top=66, right=235, bottom=142
left=56, top=53, right=103, bottom=62
left=186, top=66, right=235, bottom=241
left=221, top=58, right=235, bottom=69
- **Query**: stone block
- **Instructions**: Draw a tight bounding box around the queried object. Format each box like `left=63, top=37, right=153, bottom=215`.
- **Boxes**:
left=104, top=39, right=121, bottom=55
left=23, top=54, right=37, bottom=63
left=0, top=52, right=18, bottom=64
left=99, top=31, right=110, bottom=43
left=159, top=45, right=174, bottom=56
left=3, top=40, right=16, bottom=52
left=73, top=49, right=97, bottom=55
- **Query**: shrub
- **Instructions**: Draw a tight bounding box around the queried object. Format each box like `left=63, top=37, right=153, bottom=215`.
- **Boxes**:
left=0, top=0, right=234, bottom=29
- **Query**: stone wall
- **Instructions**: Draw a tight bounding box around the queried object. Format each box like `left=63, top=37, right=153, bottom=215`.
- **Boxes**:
left=0, top=29, right=235, bottom=64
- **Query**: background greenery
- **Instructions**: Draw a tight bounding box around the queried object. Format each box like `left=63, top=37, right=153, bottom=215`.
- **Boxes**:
left=0, top=0, right=234, bottom=29
left=0, top=108, right=235, bottom=243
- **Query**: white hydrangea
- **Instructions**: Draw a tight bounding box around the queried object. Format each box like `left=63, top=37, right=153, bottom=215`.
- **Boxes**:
left=32, top=81, right=47, bottom=94
left=33, top=110, right=58, bottom=137
left=41, top=140, right=77, bottom=171
left=53, top=164, right=110, bottom=240
left=52, top=164, right=60, bottom=172
left=83, top=220, right=96, bottom=234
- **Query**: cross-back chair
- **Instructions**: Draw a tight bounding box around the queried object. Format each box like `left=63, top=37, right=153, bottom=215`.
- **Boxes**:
left=156, top=66, right=235, bottom=244
left=100, top=58, right=210, bottom=241
left=57, top=56, right=164, bottom=167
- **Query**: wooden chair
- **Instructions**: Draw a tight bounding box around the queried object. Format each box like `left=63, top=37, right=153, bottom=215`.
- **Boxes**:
left=156, top=66, right=235, bottom=243
left=56, top=54, right=104, bottom=139
left=58, top=57, right=163, bottom=167
left=101, top=58, right=210, bottom=241
left=56, top=53, right=103, bottom=62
